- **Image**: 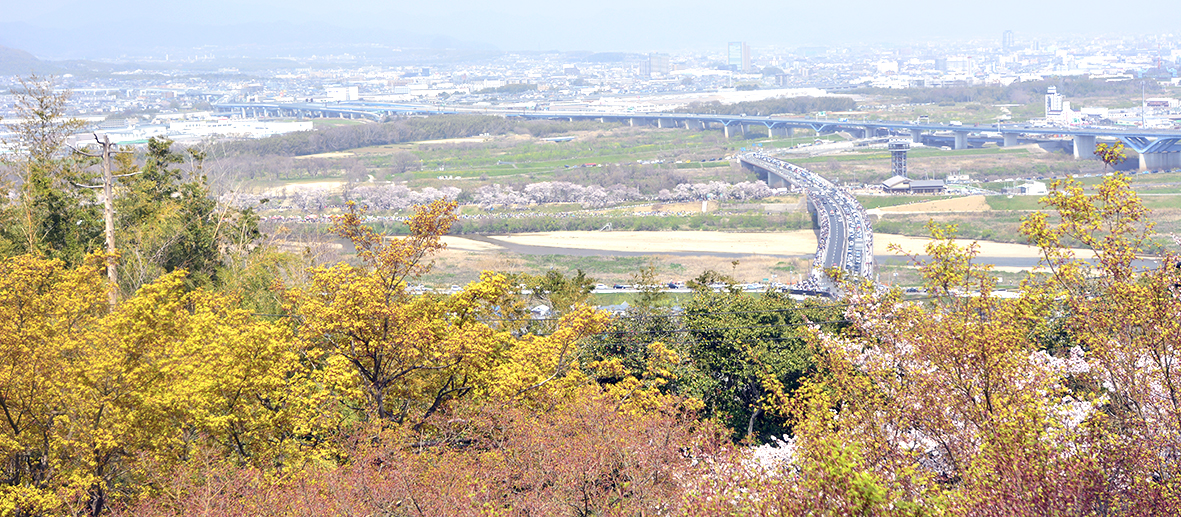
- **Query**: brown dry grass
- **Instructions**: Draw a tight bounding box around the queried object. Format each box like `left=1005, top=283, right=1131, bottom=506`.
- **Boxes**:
left=431, top=232, right=819, bottom=285
left=824, top=146, right=1102, bottom=185
left=878, top=195, right=991, bottom=213
left=482, top=231, right=818, bottom=255
left=429, top=246, right=811, bottom=285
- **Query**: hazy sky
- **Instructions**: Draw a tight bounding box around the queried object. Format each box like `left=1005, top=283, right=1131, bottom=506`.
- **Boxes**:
left=3, top=0, right=1180, bottom=58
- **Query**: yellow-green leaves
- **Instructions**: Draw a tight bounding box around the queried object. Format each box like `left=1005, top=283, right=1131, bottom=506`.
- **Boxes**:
left=291, top=201, right=612, bottom=426
left=0, top=253, right=330, bottom=515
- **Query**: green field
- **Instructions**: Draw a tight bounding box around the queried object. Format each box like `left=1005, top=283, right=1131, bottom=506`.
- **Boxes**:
left=983, top=196, right=1047, bottom=211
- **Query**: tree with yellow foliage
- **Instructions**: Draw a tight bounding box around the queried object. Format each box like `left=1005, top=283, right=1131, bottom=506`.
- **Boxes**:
left=1093, top=141, right=1128, bottom=171
left=0, top=252, right=341, bottom=516
left=285, top=199, right=609, bottom=427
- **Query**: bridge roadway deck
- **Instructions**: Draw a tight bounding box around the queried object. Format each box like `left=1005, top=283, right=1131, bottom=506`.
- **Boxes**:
left=211, top=101, right=1181, bottom=140
left=511, top=110, right=1181, bottom=141
left=738, top=153, right=873, bottom=287
left=211, top=101, right=1181, bottom=158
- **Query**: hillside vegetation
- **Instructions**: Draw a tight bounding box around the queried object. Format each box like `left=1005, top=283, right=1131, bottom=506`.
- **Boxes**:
left=4, top=76, right=1181, bottom=515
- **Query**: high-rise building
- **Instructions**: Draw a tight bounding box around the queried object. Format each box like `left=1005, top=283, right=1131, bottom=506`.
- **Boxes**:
left=1003, top=30, right=1015, bottom=52
left=1045, top=86, right=1064, bottom=118
left=728, top=42, right=751, bottom=73
left=648, top=53, right=670, bottom=77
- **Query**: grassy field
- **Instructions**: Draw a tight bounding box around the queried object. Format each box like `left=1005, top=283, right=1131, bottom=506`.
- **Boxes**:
left=983, top=196, right=1046, bottom=211
left=241, top=119, right=1128, bottom=194
left=981, top=171, right=1181, bottom=192
left=872, top=211, right=1031, bottom=244
left=866, top=193, right=1181, bottom=252
left=874, top=262, right=1033, bottom=289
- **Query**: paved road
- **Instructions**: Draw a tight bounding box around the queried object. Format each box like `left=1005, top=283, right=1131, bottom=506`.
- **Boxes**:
left=738, top=153, right=873, bottom=284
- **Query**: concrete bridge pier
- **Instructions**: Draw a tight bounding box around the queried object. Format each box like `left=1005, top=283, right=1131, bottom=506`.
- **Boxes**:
left=1073, top=135, right=1097, bottom=159
left=1140, top=151, right=1181, bottom=170
left=910, top=129, right=922, bottom=143
left=1003, top=133, right=1019, bottom=147
left=724, top=124, right=734, bottom=139
left=766, top=172, right=789, bottom=188
left=628, top=118, right=635, bottom=127
left=954, top=131, right=969, bottom=150
left=657, top=118, right=666, bottom=129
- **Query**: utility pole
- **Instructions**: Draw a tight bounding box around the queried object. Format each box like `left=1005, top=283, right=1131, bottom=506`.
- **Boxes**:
left=97, top=134, right=117, bottom=305
left=71, top=133, right=136, bottom=307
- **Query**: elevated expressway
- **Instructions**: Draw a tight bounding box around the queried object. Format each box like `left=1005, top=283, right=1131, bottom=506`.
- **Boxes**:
left=512, top=112, right=1181, bottom=171
left=738, top=153, right=873, bottom=289
left=212, top=99, right=1181, bottom=170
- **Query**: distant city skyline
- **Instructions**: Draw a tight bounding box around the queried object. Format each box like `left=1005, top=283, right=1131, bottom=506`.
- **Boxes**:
left=2, top=0, right=1180, bottom=60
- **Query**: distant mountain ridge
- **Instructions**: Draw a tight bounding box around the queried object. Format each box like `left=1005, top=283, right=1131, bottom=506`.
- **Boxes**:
left=0, top=45, right=56, bottom=75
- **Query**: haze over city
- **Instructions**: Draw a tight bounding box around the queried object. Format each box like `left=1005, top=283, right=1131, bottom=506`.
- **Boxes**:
left=3, top=0, right=1181, bottom=58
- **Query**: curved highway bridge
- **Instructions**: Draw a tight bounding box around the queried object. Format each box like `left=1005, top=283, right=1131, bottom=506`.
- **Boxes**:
left=739, top=153, right=873, bottom=290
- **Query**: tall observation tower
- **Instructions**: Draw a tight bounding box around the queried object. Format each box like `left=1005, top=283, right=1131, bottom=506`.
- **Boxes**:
left=889, top=139, right=910, bottom=177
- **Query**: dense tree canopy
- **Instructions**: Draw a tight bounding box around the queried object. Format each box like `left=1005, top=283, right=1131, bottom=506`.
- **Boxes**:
left=4, top=75, right=1181, bottom=516
left=0, top=172, right=1178, bottom=516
